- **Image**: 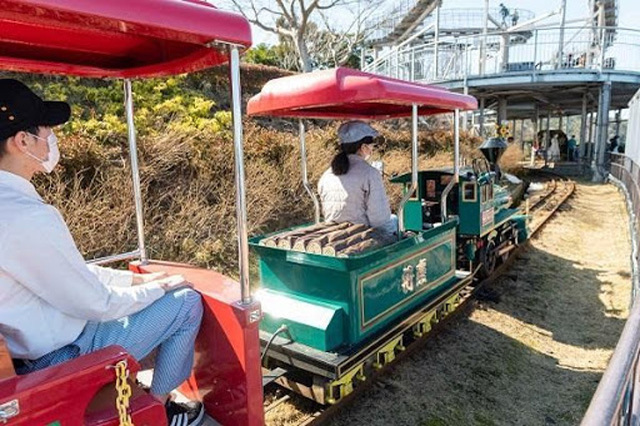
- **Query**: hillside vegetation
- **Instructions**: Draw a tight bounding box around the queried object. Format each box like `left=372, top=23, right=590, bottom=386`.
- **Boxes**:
left=3, top=65, right=505, bottom=277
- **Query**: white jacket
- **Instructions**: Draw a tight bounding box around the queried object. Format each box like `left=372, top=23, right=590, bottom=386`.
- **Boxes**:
left=318, top=154, right=391, bottom=229
left=0, top=171, right=165, bottom=359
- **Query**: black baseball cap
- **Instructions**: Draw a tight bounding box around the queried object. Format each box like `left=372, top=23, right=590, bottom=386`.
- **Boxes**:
left=0, top=79, right=70, bottom=140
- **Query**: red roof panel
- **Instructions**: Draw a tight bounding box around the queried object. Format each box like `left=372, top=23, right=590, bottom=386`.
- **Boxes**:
left=247, top=67, right=478, bottom=119
left=0, top=0, right=252, bottom=78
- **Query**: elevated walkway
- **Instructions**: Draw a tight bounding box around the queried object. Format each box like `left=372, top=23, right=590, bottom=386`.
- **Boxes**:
left=367, top=0, right=441, bottom=46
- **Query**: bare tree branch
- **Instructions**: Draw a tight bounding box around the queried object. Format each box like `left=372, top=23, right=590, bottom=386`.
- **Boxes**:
left=274, top=0, right=294, bottom=23
left=227, top=0, right=386, bottom=72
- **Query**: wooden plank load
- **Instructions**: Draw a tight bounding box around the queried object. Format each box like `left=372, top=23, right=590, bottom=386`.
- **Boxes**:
left=259, top=222, right=395, bottom=257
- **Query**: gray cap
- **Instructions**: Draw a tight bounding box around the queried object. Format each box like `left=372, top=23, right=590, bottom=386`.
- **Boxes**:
left=338, top=121, right=379, bottom=144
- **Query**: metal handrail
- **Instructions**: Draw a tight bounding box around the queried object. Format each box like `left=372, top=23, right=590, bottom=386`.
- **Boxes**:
left=87, top=250, right=141, bottom=266
left=364, top=25, right=640, bottom=84
left=581, top=153, right=640, bottom=425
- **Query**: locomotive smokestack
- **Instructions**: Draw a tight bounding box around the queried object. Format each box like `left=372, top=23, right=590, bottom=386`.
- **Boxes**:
left=479, top=137, right=508, bottom=169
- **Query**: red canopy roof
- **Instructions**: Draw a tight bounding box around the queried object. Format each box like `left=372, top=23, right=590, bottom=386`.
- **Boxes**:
left=0, top=0, right=252, bottom=78
left=247, top=67, right=478, bottom=119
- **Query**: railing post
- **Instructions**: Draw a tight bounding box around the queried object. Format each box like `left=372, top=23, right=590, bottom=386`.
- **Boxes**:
left=600, top=25, right=607, bottom=72
left=480, top=0, right=489, bottom=76
left=533, top=29, right=539, bottom=74
left=411, top=47, right=415, bottom=81
left=479, top=97, right=485, bottom=137
left=434, top=5, right=440, bottom=80
left=579, top=92, right=588, bottom=162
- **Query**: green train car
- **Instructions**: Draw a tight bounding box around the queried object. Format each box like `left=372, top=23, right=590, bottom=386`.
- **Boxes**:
left=246, top=68, right=525, bottom=405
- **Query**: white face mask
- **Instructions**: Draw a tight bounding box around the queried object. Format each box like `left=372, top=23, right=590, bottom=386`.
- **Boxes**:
left=25, top=132, right=60, bottom=174
left=362, top=144, right=374, bottom=162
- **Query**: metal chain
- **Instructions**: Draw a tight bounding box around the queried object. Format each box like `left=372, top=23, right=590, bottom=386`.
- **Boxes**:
left=114, top=360, right=134, bottom=426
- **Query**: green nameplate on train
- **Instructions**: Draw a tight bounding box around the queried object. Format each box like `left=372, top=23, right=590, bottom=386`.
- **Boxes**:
left=359, top=233, right=455, bottom=328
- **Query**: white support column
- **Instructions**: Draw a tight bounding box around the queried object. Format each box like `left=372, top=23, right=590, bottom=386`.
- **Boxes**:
left=557, top=0, right=567, bottom=69
left=579, top=92, right=588, bottom=161
left=500, top=33, right=510, bottom=72
left=593, top=81, right=612, bottom=181
left=463, top=84, right=469, bottom=132
left=531, top=108, right=539, bottom=166
left=479, top=97, right=486, bottom=137
left=545, top=111, right=551, bottom=166
left=587, top=111, right=595, bottom=164
left=598, top=1, right=607, bottom=71
left=558, top=115, right=564, bottom=133
left=434, top=5, right=440, bottom=80
left=480, top=0, right=489, bottom=76
left=498, top=98, right=508, bottom=125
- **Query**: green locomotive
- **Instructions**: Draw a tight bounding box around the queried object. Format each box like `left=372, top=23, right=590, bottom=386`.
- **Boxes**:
left=391, top=137, right=528, bottom=278
left=247, top=67, right=527, bottom=405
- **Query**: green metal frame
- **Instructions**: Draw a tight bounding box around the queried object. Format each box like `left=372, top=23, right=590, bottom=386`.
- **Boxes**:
left=250, top=221, right=459, bottom=352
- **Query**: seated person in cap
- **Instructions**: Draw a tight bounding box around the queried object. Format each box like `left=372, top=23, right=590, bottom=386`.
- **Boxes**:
left=0, top=79, right=205, bottom=426
left=318, top=120, right=396, bottom=235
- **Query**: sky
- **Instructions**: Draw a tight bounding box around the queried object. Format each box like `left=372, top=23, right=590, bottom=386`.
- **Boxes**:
left=240, top=0, right=640, bottom=46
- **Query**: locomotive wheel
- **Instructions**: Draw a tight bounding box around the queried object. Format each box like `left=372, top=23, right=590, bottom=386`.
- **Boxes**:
left=477, top=238, right=497, bottom=279
left=500, top=227, right=518, bottom=263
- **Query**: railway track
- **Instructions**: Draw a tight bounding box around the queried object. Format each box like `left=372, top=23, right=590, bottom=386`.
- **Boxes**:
left=263, top=170, right=576, bottom=426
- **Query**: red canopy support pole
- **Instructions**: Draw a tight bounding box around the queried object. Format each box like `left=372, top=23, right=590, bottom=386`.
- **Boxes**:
left=124, top=79, right=147, bottom=263
left=299, top=120, right=321, bottom=223
left=441, top=109, right=460, bottom=222
left=229, top=46, right=251, bottom=305
left=183, top=44, right=262, bottom=426
left=398, top=103, right=419, bottom=236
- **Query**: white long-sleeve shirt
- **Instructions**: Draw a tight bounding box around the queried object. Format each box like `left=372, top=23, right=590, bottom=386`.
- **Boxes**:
left=0, top=171, right=165, bottom=360
left=318, top=154, right=392, bottom=229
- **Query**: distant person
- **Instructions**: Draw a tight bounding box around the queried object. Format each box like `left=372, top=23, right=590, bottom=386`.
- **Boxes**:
left=511, top=9, right=519, bottom=26
left=567, top=135, right=577, bottom=161
left=609, top=135, right=619, bottom=152
left=499, top=3, right=510, bottom=27
left=318, top=121, right=396, bottom=235
left=548, top=134, right=561, bottom=162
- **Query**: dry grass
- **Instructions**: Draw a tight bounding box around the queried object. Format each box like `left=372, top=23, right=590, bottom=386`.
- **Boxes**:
left=266, top=181, right=632, bottom=426
left=40, top=118, right=495, bottom=277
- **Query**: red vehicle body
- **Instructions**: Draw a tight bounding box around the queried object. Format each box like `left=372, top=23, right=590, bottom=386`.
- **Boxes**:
left=0, top=1, right=263, bottom=425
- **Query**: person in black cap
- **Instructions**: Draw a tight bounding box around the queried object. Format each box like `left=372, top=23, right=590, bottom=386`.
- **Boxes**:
left=0, top=79, right=70, bottom=176
left=0, top=79, right=206, bottom=426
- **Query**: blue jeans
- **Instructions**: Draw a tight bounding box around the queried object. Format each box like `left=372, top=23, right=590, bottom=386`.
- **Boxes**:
left=17, top=289, right=203, bottom=395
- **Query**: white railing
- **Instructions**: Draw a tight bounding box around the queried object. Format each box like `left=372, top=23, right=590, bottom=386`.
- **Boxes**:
left=581, top=153, right=640, bottom=426
left=367, top=7, right=535, bottom=45
left=365, top=26, right=640, bottom=83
